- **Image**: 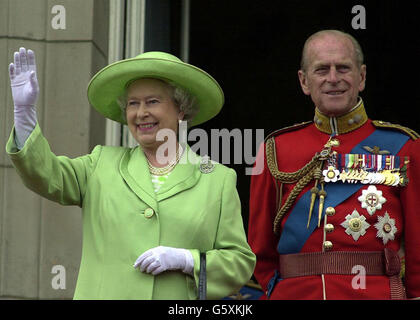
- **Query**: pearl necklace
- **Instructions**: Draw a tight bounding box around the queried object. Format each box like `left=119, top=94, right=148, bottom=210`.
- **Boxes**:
left=147, top=145, right=183, bottom=176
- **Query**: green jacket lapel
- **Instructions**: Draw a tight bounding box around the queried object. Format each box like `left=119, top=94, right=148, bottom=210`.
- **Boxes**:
left=119, top=147, right=158, bottom=211
left=156, top=146, right=202, bottom=202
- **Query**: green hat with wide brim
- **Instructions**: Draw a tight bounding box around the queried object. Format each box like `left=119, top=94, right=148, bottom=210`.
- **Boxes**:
left=87, top=51, right=224, bottom=127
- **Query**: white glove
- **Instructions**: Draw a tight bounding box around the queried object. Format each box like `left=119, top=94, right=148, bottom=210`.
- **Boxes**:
left=133, top=246, right=194, bottom=276
left=9, top=47, right=39, bottom=149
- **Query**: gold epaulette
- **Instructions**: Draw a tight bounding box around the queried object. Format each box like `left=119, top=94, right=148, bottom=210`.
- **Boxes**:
left=264, top=121, right=312, bottom=143
left=372, top=120, right=419, bottom=140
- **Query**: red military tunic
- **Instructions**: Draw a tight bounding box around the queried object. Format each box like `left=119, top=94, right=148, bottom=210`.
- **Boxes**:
left=248, top=100, right=420, bottom=299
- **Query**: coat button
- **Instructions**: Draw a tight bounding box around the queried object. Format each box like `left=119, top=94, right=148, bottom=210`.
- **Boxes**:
left=325, top=207, right=335, bottom=216
left=144, top=208, right=155, bottom=218
left=324, top=223, right=334, bottom=233
left=323, top=241, right=333, bottom=251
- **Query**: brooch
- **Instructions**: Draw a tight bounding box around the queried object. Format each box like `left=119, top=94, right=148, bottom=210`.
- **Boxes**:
left=199, top=155, right=214, bottom=174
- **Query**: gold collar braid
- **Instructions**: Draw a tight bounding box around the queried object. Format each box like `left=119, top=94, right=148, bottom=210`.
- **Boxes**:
left=314, top=99, right=368, bottom=135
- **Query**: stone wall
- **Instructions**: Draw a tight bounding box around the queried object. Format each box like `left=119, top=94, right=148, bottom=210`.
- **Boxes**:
left=0, top=0, right=108, bottom=299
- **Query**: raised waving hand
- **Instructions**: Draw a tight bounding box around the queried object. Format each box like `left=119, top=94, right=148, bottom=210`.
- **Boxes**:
left=9, top=47, right=39, bottom=149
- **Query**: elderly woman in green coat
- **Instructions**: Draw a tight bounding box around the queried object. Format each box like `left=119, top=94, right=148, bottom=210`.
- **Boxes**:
left=6, top=48, right=256, bottom=299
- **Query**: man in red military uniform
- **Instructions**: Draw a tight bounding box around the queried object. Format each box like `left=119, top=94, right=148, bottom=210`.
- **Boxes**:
left=248, top=30, right=420, bottom=300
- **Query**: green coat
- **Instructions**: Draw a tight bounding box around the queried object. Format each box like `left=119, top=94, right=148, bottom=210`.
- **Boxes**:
left=6, top=124, right=256, bottom=300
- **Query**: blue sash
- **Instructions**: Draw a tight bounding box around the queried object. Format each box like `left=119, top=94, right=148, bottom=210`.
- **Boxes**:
left=277, top=128, right=409, bottom=254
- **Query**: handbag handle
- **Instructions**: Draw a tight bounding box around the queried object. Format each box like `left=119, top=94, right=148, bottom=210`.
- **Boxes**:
left=198, top=252, right=206, bottom=300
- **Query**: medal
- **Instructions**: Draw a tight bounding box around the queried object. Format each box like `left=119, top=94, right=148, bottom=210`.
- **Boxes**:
left=357, top=185, right=386, bottom=215
left=374, top=212, right=397, bottom=244
left=323, top=166, right=340, bottom=182
left=361, top=172, right=372, bottom=184
left=341, top=209, right=370, bottom=241
left=333, top=152, right=407, bottom=187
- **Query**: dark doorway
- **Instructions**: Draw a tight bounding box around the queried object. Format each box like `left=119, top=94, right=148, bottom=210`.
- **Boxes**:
left=188, top=0, right=419, bottom=231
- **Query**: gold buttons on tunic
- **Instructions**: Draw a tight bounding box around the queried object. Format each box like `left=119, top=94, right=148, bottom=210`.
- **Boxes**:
left=325, top=207, right=335, bottom=216
left=144, top=208, right=155, bottom=218
left=324, top=223, right=334, bottom=233
left=323, top=241, right=333, bottom=251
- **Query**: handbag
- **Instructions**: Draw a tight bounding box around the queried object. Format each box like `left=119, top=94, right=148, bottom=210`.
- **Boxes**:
left=198, top=252, right=206, bottom=300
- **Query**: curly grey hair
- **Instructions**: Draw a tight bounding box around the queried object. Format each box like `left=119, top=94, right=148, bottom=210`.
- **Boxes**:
left=117, top=78, right=198, bottom=126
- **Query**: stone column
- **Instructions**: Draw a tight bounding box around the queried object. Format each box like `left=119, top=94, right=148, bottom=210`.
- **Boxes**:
left=0, top=0, right=109, bottom=299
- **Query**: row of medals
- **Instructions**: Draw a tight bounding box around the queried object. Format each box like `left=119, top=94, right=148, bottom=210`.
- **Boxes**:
left=322, top=152, right=408, bottom=187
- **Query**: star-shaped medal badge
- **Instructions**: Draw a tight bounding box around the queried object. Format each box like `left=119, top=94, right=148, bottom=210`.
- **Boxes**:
left=357, top=185, right=386, bottom=215
left=374, top=212, right=398, bottom=245
left=341, top=209, right=370, bottom=241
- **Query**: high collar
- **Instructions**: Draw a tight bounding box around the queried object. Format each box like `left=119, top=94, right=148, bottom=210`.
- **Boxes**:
left=313, top=98, right=368, bottom=135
